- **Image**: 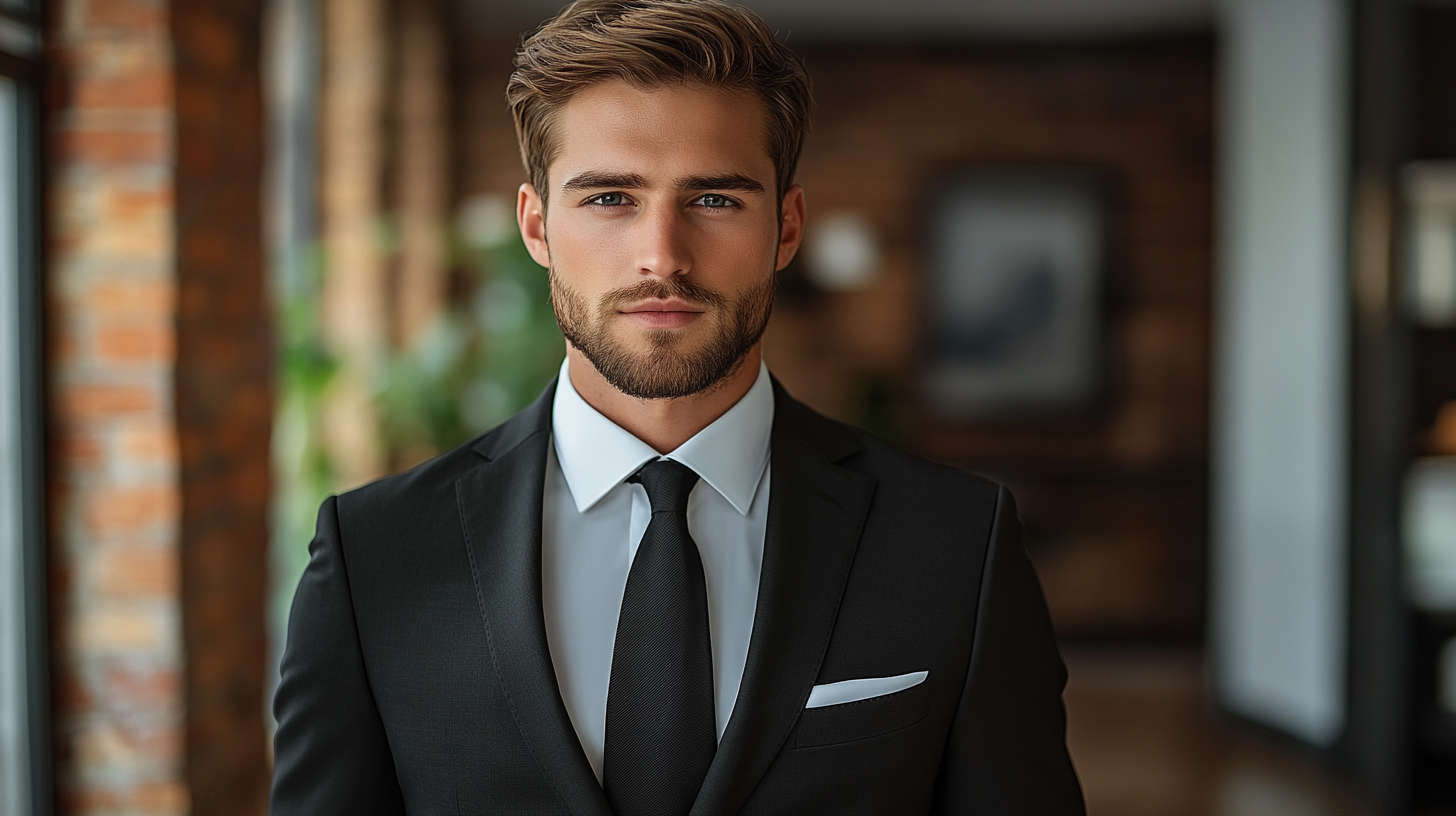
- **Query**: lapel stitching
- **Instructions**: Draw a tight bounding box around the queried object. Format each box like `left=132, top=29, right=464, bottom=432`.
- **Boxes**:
left=456, top=388, right=613, bottom=816
left=689, top=421, right=877, bottom=816
left=456, top=468, right=580, bottom=816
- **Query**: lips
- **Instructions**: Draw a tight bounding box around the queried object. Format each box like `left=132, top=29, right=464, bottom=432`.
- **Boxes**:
left=619, top=298, right=704, bottom=315
left=618, top=298, right=705, bottom=329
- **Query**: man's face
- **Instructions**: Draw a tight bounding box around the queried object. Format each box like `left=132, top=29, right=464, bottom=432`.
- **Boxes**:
left=517, top=80, right=804, bottom=400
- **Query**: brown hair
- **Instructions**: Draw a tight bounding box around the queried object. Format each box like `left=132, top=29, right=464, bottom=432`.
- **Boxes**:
left=507, top=0, right=811, bottom=204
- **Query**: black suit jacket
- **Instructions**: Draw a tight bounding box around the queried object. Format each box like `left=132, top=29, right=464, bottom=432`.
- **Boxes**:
left=270, top=380, right=1084, bottom=815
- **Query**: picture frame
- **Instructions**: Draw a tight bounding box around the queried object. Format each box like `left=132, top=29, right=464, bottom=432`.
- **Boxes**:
left=922, top=166, right=1112, bottom=421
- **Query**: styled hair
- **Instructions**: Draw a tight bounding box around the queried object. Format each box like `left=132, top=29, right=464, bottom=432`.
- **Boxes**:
left=507, top=0, right=812, bottom=204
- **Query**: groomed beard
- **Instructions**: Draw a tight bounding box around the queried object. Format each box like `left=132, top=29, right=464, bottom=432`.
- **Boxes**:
left=549, top=269, right=775, bottom=400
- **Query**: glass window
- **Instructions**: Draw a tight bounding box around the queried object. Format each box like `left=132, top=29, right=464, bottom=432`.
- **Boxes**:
left=0, top=74, right=27, bottom=816
left=0, top=4, right=46, bottom=813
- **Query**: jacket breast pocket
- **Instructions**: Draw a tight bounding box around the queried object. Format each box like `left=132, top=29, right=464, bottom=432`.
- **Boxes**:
left=792, top=677, right=933, bottom=749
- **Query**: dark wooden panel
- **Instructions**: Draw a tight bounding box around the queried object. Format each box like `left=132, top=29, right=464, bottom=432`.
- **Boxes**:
left=172, top=1, right=272, bottom=813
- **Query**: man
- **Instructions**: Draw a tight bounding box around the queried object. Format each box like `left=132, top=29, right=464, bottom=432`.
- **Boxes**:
left=270, top=0, right=1084, bottom=813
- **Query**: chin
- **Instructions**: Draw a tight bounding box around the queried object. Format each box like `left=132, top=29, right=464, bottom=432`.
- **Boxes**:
left=618, top=324, right=706, bottom=351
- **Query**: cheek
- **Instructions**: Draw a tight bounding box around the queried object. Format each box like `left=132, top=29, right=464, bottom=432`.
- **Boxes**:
left=686, top=221, right=778, bottom=281
left=548, top=217, right=633, bottom=283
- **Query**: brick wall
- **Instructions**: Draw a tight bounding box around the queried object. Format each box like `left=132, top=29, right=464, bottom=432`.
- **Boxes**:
left=784, top=40, right=1215, bottom=640
left=47, top=0, right=269, bottom=813
left=48, top=0, right=186, bottom=810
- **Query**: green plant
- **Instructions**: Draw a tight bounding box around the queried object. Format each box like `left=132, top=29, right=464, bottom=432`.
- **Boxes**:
left=270, top=208, right=564, bottom=666
left=376, top=225, right=564, bottom=462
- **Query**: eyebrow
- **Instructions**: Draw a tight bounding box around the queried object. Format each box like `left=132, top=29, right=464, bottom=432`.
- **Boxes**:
left=560, top=172, right=649, bottom=193
left=678, top=173, right=765, bottom=194
left=559, top=171, right=766, bottom=195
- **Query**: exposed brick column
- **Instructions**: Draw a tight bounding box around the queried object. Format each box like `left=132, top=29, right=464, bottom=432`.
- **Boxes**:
left=48, top=0, right=271, bottom=813
left=171, top=1, right=270, bottom=814
left=319, top=0, right=388, bottom=488
left=393, top=0, right=448, bottom=348
left=47, top=0, right=187, bottom=812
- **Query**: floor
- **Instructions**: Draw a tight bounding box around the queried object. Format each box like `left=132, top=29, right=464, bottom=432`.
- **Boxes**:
left=1063, top=648, right=1373, bottom=816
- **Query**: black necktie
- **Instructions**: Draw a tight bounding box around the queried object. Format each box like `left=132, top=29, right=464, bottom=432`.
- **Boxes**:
left=603, top=459, right=716, bottom=815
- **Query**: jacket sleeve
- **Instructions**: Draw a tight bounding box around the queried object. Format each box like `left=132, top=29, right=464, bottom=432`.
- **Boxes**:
left=930, top=486, right=1086, bottom=815
left=270, top=496, right=406, bottom=816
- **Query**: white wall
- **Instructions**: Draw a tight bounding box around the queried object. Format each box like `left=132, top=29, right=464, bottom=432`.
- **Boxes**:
left=1212, top=0, right=1350, bottom=745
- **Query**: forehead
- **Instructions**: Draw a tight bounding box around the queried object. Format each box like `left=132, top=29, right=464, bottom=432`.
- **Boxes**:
left=548, top=80, right=774, bottom=189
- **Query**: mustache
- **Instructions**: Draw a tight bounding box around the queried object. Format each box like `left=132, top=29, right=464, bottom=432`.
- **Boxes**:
left=599, top=277, right=729, bottom=312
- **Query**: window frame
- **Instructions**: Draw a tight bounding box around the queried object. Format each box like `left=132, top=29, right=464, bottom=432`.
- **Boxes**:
left=0, top=1, right=50, bottom=815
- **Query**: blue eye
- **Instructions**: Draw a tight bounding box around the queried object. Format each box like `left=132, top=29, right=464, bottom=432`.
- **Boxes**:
left=590, top=193, right=625, bottom=206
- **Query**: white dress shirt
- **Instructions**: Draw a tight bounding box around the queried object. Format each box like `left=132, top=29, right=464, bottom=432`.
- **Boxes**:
left=541, top=357, right=774, bottom=782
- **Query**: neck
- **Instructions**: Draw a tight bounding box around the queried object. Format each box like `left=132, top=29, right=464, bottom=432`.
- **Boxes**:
left=565, top=344, right=763, bottom=454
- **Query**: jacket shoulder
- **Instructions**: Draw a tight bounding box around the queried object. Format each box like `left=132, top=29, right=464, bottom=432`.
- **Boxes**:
left=775, top=385, right=1003, bottom=509
left=846, top=424, right=1002, bottom=510
left=335, top=380, right=556, bottom=517
left=335, top=437, right=483, bottom=514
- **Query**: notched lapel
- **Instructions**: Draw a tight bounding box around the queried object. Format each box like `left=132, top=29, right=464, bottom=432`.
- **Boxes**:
left=691, top=397, right=877, bottom=816
left=456, top=391, right=611, bottom=816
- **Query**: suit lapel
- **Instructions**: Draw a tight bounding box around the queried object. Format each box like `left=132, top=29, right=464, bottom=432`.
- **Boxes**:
left=691, top=385, right=877, bottom=816
left=456, top=382, right=612, bottom=816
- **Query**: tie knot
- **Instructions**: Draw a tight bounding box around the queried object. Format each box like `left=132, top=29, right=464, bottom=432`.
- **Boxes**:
left=630, top=459, right=700, bottom=515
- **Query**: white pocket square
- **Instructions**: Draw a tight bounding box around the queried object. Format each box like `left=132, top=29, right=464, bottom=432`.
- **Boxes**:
left=805, top=670, right=929, bottom=708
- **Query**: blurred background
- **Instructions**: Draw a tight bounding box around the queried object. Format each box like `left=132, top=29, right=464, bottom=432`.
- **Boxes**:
left=1, top=0, right=1456, bottom=813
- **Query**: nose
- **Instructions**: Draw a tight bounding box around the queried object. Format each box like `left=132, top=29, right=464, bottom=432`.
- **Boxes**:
left=633, top=203, right=691, bottom=280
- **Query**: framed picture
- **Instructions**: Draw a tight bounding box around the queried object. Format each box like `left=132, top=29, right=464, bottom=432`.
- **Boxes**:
left=922, top=167, right=1111, bottom=421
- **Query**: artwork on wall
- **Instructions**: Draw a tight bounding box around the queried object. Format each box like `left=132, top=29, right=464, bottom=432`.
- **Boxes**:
left=922, top=167, right=1111, bottom=421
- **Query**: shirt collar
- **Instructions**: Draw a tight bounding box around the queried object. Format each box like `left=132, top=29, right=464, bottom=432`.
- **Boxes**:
left=550, top=356, right=774, bottom=516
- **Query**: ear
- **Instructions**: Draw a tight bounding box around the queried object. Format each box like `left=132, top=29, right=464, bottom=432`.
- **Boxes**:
left=517, top=182, right=551, bottom=268
left=775, top=184, right=806, bottom=272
